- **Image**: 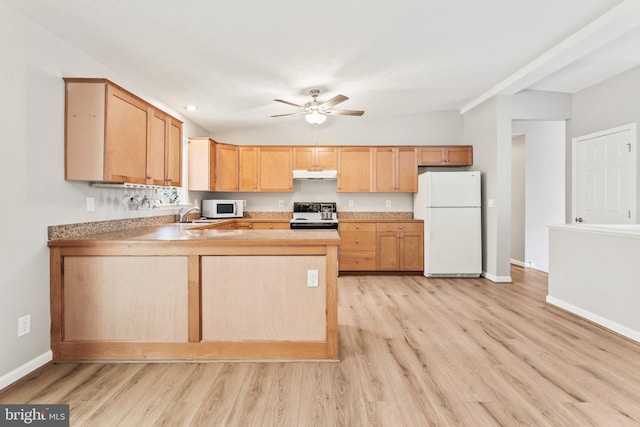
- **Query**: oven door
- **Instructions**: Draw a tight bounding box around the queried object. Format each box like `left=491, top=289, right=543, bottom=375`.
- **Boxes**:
left=290, top=221, right=339, bottom=230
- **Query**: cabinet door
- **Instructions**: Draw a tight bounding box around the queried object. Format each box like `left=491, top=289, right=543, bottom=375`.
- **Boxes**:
left=293, top=147, right=315, bottom=170
left=239, top=146, right=259, bottom=192
left=215, top=143, right=239, bottom=192
left=315, top=147, right=337, bottom=170
left=374, top=147, right=396, bottom=192
left=376, top=231, right=400, bottom=270
left=259, top=147, right=293, bottom=192
left=396, top=147, right=418, bottom=192
left=338, top=147, right=372, bottom=192
left=148, top=109, right=167, bottom=186
left=188, top=138, right=215, bottom=191
left=445, top=146, right=473, bottom=166
left=166, top=117, right=182, bottom=187
left=418, top=147, right=445, bottom=166
left=400, top=231, right=423, bottom=270
left=105, top=85, right=149, bottom=183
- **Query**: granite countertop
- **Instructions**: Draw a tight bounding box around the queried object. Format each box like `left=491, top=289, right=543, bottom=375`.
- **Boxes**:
left=48, top=223, right=340, bottom=247
left=47, top=212, right=418, bottom=243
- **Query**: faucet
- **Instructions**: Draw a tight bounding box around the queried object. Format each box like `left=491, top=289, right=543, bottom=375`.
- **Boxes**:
left=179, top=206, right=200, bottom=223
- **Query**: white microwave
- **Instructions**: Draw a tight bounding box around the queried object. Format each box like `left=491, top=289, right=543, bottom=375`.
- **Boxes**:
left=202, top=199, right=244, bottom=219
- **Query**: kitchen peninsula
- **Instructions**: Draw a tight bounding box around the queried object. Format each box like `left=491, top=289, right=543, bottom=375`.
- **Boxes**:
left=48, top=223, right=339, bottom=361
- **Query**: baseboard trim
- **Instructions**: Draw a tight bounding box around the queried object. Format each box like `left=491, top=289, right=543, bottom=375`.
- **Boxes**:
left=510, top=259, right=529, bottom=268
left=0, top=350, right=52, bottom=392
left=546, top=296, right=640, bottom=344
left=482, top=271, right=512, bottom=283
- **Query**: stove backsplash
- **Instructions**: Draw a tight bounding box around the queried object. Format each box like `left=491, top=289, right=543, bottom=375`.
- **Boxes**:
left=192, top=179, right=413, bottom=213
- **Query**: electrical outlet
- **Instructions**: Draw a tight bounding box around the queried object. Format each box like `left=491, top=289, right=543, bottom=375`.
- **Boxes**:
left=307, top=269, right=319, bottom=287
left=18, top=315, right=31, bottom=337
left=86, top=197, right=95, bottom=212
left=386, top=199, right=391, bottom=208
left=348, top=200, right=354, bottom=208
left=278, top=200, right=284, bottom=209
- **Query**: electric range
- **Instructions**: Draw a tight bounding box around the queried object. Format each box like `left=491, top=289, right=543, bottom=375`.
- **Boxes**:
left=290, top=202, right=338, bottom=229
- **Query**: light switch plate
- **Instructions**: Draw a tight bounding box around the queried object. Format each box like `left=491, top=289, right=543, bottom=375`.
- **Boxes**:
left=18, top=314, right=31, bottom=337
left=307, top=269, right=319, bottom=287
left=86, top=197, right=95, bottom=212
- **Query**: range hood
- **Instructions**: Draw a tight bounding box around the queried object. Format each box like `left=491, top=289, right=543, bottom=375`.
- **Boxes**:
left=292, top=169, right=338, bottom=180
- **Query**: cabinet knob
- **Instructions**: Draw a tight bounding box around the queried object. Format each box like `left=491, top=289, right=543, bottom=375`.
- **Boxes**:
left=355, top=239, right=360, bottom=244
left=355, top=258, right=360, bottom=263
left=146, top=176, right=152, bottom=179
left=355, top=225, right=360, bottom=230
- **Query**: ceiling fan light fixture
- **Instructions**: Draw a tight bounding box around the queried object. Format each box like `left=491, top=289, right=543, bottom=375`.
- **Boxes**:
left=305, top=111, right=326, bottom=125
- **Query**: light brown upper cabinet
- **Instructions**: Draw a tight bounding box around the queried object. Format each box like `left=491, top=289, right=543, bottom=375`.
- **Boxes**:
left=188, top=137, right=216, bottom=191
left=215, top=142, right=239, bottom=192
left=337, top=147, right=373, bottom=192
left=293, top=146, right=337, bottom=170
left=166, top=116, right=182, bottom=187
left=239, top=146, right=259, bottom=192
left=64, top=78, right=183, bottom=185
left=239, top=146, right=293, bottom=192
left=374, top=147, right=417, bottom=192
left=418, top=145, right=473, bottom=166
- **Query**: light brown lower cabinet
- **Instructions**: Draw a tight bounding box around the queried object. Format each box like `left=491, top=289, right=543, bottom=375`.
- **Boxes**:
left=377, top=222, right=424, bottom=271
left=338, top=221, right=423, bottom=272
left=338, top=223, right=377, bottom=271
left=62, top=256, right=189, bottom=341
left=48, top=234, right=339, bottom=361
left=251, top=221, right=290, bottom=230
left=203, top=220, right=290, bottom=230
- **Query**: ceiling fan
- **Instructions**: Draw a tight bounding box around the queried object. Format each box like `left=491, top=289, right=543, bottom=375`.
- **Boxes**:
left=271, top=89, right=364, bottom=124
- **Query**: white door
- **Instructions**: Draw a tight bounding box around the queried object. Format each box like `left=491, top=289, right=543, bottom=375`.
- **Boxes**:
left=573, top=124, right=636, bottom=224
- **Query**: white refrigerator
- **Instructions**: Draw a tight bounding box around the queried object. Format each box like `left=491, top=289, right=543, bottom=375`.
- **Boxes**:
left=413, top=171, right=482, bottom=277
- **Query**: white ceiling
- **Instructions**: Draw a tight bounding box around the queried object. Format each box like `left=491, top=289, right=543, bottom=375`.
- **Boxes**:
left=4, top=0, right=640, bottom=133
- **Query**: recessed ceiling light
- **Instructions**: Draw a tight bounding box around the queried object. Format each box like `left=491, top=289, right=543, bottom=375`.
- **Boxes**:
left=185, top=105, right=197, bottom=111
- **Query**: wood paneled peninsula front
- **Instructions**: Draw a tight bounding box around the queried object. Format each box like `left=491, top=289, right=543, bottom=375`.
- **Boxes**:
left=48, top=224, right=339, bottom=361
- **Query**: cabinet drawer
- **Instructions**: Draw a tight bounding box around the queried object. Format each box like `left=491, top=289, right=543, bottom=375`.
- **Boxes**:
left=339, top=230, right=376, bottom=251
left=252, top=222, right=290, bottom=230
left=377, top=222, right=423, bottom=233
left=339, top=222, right=376, bottom=232
left=339, top=251, right=376, bottom=271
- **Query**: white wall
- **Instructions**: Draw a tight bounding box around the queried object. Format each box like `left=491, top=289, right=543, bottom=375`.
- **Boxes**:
left=0, top=2, right=207, bottom=388
left=463, top=90, right=572, bottom=282
left=512, top=121, right=566, bottom=273
left=511, top=135, right=525, bottom=264
left=211, top=110, right=463, bottom=147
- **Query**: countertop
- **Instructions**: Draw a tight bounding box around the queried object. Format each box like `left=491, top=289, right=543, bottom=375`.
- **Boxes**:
left=48, top=223, right=340, bottom=247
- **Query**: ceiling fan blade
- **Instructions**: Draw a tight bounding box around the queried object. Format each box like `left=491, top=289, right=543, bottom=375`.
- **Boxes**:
left=320, top=94, right=349, bottom=108
left=270, top=112, right=304, bottom=117
left=274, top=99, right=304, bottom=108
left=325, top=109, right=364, bottom=116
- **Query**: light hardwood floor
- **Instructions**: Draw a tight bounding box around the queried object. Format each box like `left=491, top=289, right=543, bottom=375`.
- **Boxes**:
left=3, top=267, right=640, bottom=426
